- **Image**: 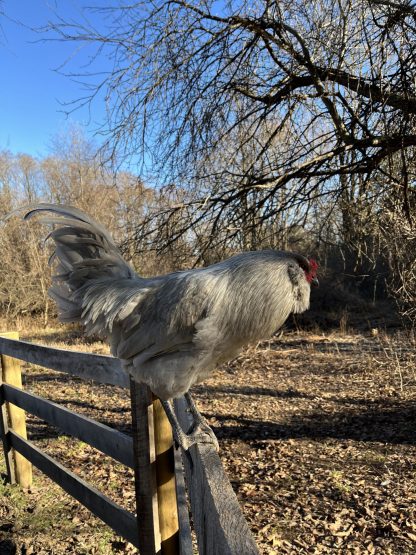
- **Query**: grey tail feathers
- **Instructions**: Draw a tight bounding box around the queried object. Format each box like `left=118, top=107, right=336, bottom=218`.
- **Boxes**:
left=24, top=204, right=136, bottom=324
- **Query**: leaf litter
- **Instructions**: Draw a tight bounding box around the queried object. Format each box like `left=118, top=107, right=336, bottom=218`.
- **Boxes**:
left=0, top=329, right=415, bottom=554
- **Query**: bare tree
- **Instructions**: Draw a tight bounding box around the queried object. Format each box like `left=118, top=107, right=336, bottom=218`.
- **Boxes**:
left=2, top=1, right=414, bottom=323
left=0, top=151, right=51, bottom=323
left=379, top=150, right=416, bottom=324
left=45, top=0, right=416, bottom=248
left=0, top=133, right=154, bottom=323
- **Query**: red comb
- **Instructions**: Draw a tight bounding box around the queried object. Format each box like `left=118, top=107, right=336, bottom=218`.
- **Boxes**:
left=309, top=259, right=318, bottom=272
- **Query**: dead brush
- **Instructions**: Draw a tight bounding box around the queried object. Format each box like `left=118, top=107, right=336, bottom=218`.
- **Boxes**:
left=370, top=331, right=416, bottom=393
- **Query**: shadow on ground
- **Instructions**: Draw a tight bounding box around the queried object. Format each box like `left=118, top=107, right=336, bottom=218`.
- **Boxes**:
left=209, top=403, right=416, bottom=445
left=193, top=384, right=315, bottom=399
left=0, top=539, right=17, bottom=555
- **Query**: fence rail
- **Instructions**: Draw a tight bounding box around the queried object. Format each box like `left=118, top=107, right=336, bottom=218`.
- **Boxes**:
left=175, top=398, right=259, bottom=555
left=0, top=333, right=259, bottom=555
left=2, top=383, right=134, bottom=468
left=0, top=336, right=128, bottom=387
left=9, top=429, right=140, bottom=547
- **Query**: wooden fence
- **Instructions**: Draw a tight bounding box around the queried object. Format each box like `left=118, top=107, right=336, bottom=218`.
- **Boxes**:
left=0, top=333, right=259, bottom=555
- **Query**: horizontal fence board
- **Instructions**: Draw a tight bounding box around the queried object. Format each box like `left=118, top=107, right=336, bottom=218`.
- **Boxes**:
left=0, top=337, right=128, bottom=388
left=2, top=384, right=134, bottom=468
left=8, top=430, right=139, bottom=548
left=174, top=398, right=259, bottom=555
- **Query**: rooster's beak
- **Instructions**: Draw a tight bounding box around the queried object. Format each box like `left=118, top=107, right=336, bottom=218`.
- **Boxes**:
left=311, top=277, right=319, bottom=288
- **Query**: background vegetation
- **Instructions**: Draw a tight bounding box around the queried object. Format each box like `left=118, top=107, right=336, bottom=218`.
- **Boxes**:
left=1, top=0, right=415, bottom=329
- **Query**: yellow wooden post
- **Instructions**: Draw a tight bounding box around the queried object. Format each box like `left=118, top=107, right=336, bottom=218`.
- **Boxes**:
left=0, top=332, right=32, bottom=488
left=153, top=396, right=180, bottom=555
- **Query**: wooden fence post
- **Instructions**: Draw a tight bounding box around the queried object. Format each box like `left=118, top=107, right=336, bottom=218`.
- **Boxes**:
left=130, top=382, right=182, bottom=555
left=153, top=396, right=180, bottom=554
left=0, top=332, right=32, bottom=488
left=0, top=375, right=16, bottom=484
left=130, top=379, right=161, bottom=555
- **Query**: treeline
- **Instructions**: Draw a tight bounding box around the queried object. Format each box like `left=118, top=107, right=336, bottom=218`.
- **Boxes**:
left=0, top=131, right=150, bottom=324
left=0, top=130, right=415, bottom=328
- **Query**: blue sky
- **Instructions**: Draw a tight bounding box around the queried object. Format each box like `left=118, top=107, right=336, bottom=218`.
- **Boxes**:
left=1, top=1, right=109, bottom=159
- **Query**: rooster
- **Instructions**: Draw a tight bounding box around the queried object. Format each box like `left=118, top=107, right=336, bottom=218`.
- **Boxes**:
left=22, top=204, right=318, bottom=449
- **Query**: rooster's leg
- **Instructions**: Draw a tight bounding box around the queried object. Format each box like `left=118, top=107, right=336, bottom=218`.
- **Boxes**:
left=160, top=398, right=219, bottom=452
left=183, top=392, right=219, bottom=448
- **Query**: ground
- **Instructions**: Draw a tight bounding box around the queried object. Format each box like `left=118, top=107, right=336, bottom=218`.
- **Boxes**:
left=0, top=327, right=415, bottom=554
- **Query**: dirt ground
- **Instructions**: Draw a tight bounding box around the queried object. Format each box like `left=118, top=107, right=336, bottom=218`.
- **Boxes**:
left=1, top=328, right=416, bottom=554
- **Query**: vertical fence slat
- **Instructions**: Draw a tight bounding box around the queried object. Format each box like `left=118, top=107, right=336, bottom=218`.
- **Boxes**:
left=130, top=379, right=161, bottom=555
left=0, top=332, right=32, bottom=488
left=153, top=396, right=180, bottom=554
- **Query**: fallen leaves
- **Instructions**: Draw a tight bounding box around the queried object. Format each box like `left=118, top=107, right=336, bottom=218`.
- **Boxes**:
left=1, top=330, right=416, bottom=554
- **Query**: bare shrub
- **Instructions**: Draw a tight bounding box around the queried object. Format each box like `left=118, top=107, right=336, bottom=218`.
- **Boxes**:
left=381, top=202, right=416, bottom=325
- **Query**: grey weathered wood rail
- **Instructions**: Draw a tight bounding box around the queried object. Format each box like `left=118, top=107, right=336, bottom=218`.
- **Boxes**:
left=175, top=398, right=259, bottom=555
left=0, top=336, right=128, bottom=387
left=9, top=429, right=140, bottom=546
left=0, top=335, right=259, bottom=554
left=2, top=383, right=134, bottom=468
